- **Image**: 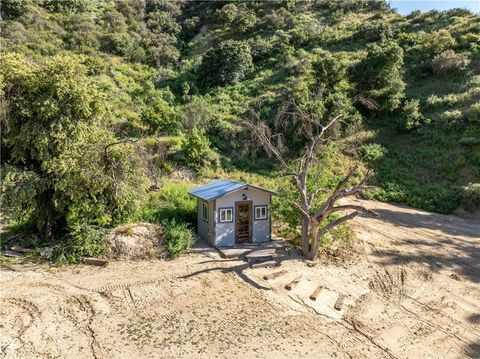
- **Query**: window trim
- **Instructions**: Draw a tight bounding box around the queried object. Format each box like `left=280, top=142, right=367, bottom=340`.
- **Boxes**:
left=254, top=205, right=268, bottom=221
left=202, top=201, right=208, bottom=222
left=218, top=207, right=234, bottom=223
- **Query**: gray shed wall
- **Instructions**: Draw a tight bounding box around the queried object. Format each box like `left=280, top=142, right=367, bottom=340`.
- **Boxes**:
left=196, top=198, right=215, bottom=245
left=214, top=188, right=271, bottom=247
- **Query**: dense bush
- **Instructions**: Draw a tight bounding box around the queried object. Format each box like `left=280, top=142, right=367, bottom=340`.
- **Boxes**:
left=313, top=50, right=347, bottom=91
left=163, top=219, right=196, bottom=258
left=197, top=40, right=253, bottom=88
left=51, top=223, right=108, bottom=264
left=461, top=183, right=480, bottom=211
left=181, top=128, right=220, bottom=172
left=469, top=103, right=480, bottom=123
left=398, top=99, right=424, bottom=131
left=416, top=29, right=456, bottom=58
left=181, top=97, right=214, bottom=130
left=249, top=36, right=274, bottom=63
left=141, top=100, right=180, bottom=134
left=439, top=110, right=463, bottom=124
left=354, top=20, right=393, bottom=42
left=351, top=41, right=405, bottom=112
left=360, top=143, right=387, bottom=162
left=432, top=50, right=470, bottom=76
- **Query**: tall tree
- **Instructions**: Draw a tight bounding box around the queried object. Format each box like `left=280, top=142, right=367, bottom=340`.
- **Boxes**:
left=244, top=99, right=378, bottom=260
left=0, top=53, right=148, bottom=239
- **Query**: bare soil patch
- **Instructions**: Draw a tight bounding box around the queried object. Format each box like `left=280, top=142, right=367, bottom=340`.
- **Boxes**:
left=1, top=200, right=479, bottom=358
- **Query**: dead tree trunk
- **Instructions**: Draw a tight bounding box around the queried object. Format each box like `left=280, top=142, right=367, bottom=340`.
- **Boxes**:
left=244, top=107, right=379, bottom=261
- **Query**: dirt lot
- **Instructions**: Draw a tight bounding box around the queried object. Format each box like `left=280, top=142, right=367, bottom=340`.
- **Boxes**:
left=1, top=199, right=479, bottom=359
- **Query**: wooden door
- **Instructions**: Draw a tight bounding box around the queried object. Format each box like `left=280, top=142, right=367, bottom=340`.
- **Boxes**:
left=235, top=202, right=252, bottom=244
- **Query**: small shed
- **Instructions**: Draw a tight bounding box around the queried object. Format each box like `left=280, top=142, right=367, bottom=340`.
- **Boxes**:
left=188, top=179, right=275, bottom=247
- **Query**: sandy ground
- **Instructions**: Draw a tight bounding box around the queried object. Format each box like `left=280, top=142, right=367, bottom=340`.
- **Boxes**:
left=1, top=199, right=479, bottom=359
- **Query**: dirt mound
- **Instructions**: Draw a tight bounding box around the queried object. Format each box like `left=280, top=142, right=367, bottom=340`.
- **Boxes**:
left=106, top=223, right=165, bottom=260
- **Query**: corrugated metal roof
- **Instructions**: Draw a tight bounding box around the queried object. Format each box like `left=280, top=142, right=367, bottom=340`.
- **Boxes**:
left=188, top=179, right=274, bottom=201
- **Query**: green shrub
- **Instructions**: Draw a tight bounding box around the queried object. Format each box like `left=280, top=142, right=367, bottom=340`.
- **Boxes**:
left=398, top=99, right=424, bottom=131
left=416, top=29, right=456, bottom=57
left=313, top=50, right=347, bottom=91
left=351, top=41, right=405, bottom=112
left=139, top=182, right=197, bottom=225
left=181, top=128, right=220, bottom=172
left=141, top=100, right=180, bottom=134
left=461, top=183, right=480, bottom=211
left=101, top=33, right=132, bottom=56
left=249, top=36, right=274, bottom=63
left=198, top=40, right=253, bottom=88
left=425, top=94, right=443, bottom=109
left=216, top=3, right=237, bottom=25
left=468, top=103, right=480, bottom=123
left=51, top=223, right=108, bottom=264
left=360, top=143, right=388, bottom=162
left=163, top=219, right=195, bottom=258
left=354, top=20, right=393, bottom=42
left=181, top=97, right=214, bottom=130
left=432, top=50, right=470, bottom=76
left=439, top=110, right=462, bottom=123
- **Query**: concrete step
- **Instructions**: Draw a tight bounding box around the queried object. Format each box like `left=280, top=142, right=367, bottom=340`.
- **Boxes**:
left=251, top=260, right=279, bottom=269
left=245, top=249, right=276, bottom=264
left=246, top=248, right=276, bottom=257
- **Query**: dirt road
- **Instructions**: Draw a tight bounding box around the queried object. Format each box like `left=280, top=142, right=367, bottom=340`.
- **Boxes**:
left=1, top=200, right=479, bottom=358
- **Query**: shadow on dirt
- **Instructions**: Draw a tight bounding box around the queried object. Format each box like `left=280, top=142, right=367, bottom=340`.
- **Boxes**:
left=181, top=253, right=295, bottom=291
left=180, top=260, right=272, bottom=290
left=374, top=208, right=480, bottom=239
left=367, top=208, right=480, bottom=283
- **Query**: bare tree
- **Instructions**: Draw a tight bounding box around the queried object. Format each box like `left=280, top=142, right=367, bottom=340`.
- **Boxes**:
left=244, top=101, right=379, bottom=260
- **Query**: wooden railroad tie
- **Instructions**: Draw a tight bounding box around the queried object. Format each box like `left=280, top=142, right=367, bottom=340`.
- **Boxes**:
left=251, top=260, right=277, bottom=269
left=334, top=294, right=346, bottom=310
left=309, top=285, right=324, bottom=301
left=82, top=257, right=109, bottom=266
left=285, top=276, right=302, bottom=291
left=263, top=269, right=287, bottom=281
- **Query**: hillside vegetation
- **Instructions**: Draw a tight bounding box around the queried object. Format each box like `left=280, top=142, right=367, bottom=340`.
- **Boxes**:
left=1, top=0, right=479, bottom=260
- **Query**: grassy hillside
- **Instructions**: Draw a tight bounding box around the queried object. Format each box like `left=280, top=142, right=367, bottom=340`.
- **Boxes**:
left=1, top=0, right=479, bottom=260
left=170, top=2, right=480, bottom=213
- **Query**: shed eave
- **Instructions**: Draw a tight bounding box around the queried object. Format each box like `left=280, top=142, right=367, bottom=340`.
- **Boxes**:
left=187, top=179, right=276, bottom=201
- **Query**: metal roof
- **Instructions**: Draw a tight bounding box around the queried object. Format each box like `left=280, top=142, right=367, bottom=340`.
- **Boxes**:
left=187, top=179, right=274, bottom=201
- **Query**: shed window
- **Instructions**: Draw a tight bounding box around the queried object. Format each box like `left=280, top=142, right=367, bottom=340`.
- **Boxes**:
left=219, top=208, right=233, bottom=223
left=202, top=202, right=208, bottom=222
left=255, top=205, right=268, bottom=220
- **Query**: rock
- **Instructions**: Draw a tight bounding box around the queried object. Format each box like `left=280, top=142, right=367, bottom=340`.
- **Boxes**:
left=106, top=223, right=164, bottom=260
left=40, top=247, right=52, bottom=258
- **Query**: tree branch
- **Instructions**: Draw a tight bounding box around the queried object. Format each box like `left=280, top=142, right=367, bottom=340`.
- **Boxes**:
left=315, top=163, right=359, bottom=218
left=242, top=119, right=289, bottom=170
left=309, top=187, right=329, bottom=206
left=104, top=138, right=141, bottom=157
left=316, top=211, right=361, bottom=239
left=329, top=205, right=379, bottom=218
left=292, top=201, right=310, bottom=218
left=337, top=185, right=375, bottom=199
